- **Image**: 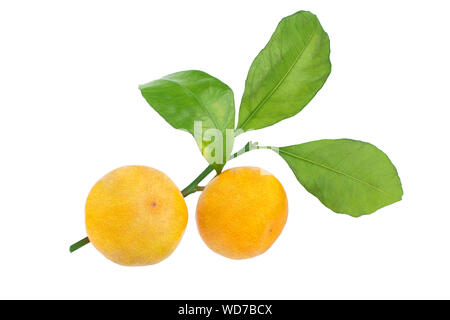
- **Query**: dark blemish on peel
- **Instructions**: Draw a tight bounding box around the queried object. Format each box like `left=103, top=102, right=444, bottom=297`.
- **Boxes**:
left=151, top=201, right=157, bottom=207
left=269, top=229, right=273, bottom=232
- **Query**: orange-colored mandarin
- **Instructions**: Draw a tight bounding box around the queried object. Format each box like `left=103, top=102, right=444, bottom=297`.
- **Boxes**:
left=85, top=166, right=188, bottom=266
left=196, top=167, right=288, bottom=259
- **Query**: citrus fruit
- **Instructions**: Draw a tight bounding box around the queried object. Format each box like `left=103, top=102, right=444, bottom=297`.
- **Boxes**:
left=85, top=165, right=188, bottom=266
left=196, top=166, right=288, bottom=259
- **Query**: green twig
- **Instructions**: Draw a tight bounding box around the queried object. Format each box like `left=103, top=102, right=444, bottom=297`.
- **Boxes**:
left=181, top=165, right=215, bottom=197
left=181, top=141, right=257, bottom=196
left=69, top=237, right=90, bottom=253
left=69, top=141, right=258, bottom=253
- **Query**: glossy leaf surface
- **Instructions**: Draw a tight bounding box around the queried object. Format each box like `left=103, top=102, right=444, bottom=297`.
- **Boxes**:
left=237, top=11, right=331, bottom=132
left=276, top=139, right=403, bottom=217
left=140, top=70, right=235, bottom=172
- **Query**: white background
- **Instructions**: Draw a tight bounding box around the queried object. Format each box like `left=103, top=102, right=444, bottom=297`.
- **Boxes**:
left=1, top=0, right=449, bottom=299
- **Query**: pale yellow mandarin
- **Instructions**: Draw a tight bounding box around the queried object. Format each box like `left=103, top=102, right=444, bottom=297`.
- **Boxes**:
left=85, top=166, right=188, bottom=266
left=196, top=167, right=288, bottom=259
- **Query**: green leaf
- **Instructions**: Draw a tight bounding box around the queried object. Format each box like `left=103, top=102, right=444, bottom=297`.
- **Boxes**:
left=139, top=70, right=235, bottom=172
left=275, top=139, right=403, bottom=217
left=237, top=11, right=331, bottom=132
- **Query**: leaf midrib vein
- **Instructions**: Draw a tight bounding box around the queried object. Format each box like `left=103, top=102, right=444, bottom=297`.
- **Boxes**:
left=279, top=149, right=394, bottom=197
left=162, top=78, right=223, bottom=131
left=238, top=17, right=319, bottom=130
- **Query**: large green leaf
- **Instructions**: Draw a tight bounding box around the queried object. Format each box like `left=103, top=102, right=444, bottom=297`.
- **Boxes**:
left=275, top=139, right=403, bottom=217
left=237, top=11, right=331, bottom=132
left=139, top=70, right=235, bottom=172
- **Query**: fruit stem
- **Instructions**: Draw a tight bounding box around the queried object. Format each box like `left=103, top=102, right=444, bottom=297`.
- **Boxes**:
left=181, top=165, right=215, bottom=197
left=180, top=141, right=257, bottom=197
left=69, top=141, right=259, bottom=253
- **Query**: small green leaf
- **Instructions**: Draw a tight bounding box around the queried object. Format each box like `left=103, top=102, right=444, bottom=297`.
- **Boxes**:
left=139, top=70, right=235, bottom=172
left=275, top=139, right=403, bottom=217
left=237, top=11, right=331, bottom=132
